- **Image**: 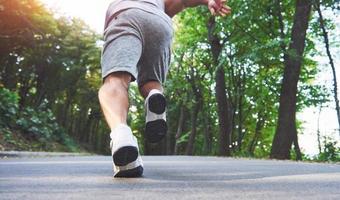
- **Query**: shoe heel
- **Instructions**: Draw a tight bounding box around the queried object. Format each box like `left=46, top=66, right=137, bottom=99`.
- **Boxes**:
left=148, top=93, right=166, bottom=114
left=113, top=146, right=138, bottom=166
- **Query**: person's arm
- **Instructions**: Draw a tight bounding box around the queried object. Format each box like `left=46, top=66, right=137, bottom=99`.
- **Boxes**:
left=164, top=0, right=231, bottom=18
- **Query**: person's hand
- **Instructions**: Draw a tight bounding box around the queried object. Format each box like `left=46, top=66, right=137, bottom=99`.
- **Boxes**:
left=208, top=0, right=231, bottom=16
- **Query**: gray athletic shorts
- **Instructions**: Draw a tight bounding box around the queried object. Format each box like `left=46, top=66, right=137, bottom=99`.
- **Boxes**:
left=101, top=9, right=173, bottom=86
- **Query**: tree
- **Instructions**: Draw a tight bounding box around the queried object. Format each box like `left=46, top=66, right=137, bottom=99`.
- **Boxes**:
left=271, top=0, right=312, bottom=160
left=313, top=0, right=340, bottom=136
left=208, top=17, right=232, bottom=156
left=1, top=0, right=335, bottom=158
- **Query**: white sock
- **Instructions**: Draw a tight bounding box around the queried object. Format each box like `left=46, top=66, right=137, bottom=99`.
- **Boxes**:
left=110, top=124, right=131, bottom=140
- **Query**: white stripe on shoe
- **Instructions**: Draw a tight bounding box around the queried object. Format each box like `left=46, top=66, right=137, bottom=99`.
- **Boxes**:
left=113, top=156, right=143, bottom=177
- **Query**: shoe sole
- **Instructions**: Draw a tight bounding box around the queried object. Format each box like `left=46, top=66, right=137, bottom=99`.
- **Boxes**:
left=146, top=93, right=167, bottom=143
left=114, top=165, right=143, bottom=178
left=145, top=120, right=167, bottom=143
left=113, top=146, right=138, bottom=166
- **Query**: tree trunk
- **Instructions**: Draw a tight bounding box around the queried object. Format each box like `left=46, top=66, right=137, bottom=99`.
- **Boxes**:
left=248, top=112, right=265, bottom=156
left=293, top=134, right=302, bottom=160
left=34, top=62, right=47, bottom=107
left=185, top=100, right=200, bottom=155
left=166, top=124, right=174, bottom=155
left=18, top=80, right=30, bottom=109
left=203, top=109, right=212, bottom=154
left=317, top=106, right=322, bottom=154
left=60, top=92, right=73, bottom=127
left=2, top=55, right=17, bottom=90
left=215, top=66, right=231, bottom=156
left=144, top=140, right=166, bottom=155
left=208, top=16, right=231, bottom=156
left=271, top=0, right=312, bottom=160
left=237, top=68, right=246, bottom=151
left=185, top=67, right=203, bottom=155
left=174, top=105, right=185, bottom=155
left=314, top=1, right=340, bottom=136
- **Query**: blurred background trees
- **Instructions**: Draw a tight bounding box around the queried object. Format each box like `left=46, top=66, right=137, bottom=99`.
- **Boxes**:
left=0, top=0, right=339, bottom=161
left=0, top=0, right=107, bottom=153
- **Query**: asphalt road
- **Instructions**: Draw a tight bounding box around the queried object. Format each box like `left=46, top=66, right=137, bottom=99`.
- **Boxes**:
left=0, top=155, right=339, bottom=200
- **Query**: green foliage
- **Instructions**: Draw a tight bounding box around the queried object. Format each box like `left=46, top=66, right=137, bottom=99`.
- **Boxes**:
left=17, top=104, right=60, bottom=141
left=316, top=137, right=340, bottom=162
left=166, top=0, right=335, bottom=158
left=0, top=87, right=19, bottom=128
left=0, top=0, right=338, bottom=159
left=0, top=0, right=104, bottom=153
left=0, top=85, right=78, bottom=152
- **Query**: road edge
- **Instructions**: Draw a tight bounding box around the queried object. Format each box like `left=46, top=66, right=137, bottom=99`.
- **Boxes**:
left=0, top=151, right=92, bottom=158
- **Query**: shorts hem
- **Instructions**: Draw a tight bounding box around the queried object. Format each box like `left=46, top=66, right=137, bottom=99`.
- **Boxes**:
left=102, top=66, right=137, bottom=82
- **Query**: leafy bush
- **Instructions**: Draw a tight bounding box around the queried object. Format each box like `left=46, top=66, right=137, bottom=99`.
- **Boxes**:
left=0, top=87, right=19, bottom=128
left=17, top=106, right=58, bottom=141
left=16, top=103, right=79, bottom=151
left=317, top=137, right=340, bottom=162
left=0, top=87, right=78, bottom=151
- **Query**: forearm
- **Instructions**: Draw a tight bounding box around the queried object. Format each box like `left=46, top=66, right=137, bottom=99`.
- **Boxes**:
left=164, top=0, right=209, bottom=17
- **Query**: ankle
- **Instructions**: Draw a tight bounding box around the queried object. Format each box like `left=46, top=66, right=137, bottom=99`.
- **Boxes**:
left=139, top=81, right=163, bottom=98
left=146, top=89, right=163, bottom=99
left=110, top=123, right=131, bottom=139
left=111, top=123, right=128, bottom=130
